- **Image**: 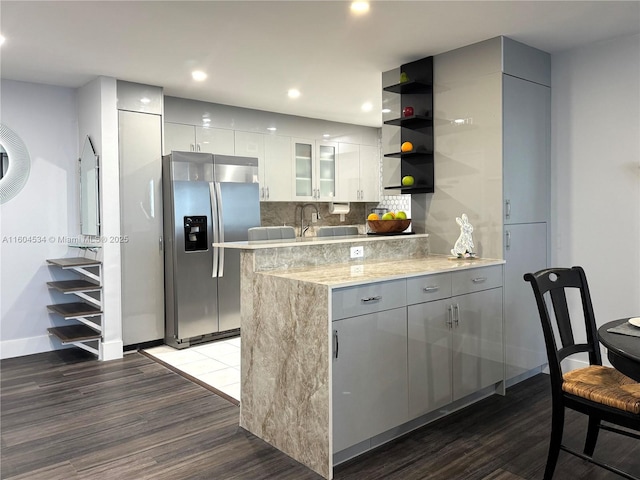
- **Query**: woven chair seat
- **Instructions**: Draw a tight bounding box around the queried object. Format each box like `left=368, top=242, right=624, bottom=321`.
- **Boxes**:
left=563, top=365, right=640, bottom=414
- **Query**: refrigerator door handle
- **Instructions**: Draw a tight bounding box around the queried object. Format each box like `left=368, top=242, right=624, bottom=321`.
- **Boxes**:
left=214, top=181, right=225, bottom=277
left=209, top=182, right=220, bottom=278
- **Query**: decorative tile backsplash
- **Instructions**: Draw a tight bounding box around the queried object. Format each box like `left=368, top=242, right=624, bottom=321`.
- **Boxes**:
left=260, top=202, right=372, bottom=235
left=260, top=198, right=411, bottom=236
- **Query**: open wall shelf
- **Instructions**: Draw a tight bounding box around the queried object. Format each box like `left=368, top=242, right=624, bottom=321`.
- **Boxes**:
left=382, top=56, right=434, bottom=194
left=46, top=257, right=103, bottom=358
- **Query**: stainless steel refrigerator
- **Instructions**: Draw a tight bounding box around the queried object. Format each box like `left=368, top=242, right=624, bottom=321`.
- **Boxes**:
left=162, top=151, right=261, bottom=348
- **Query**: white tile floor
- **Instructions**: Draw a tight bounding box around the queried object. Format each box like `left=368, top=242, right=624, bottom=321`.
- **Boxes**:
left=145, top=336, right=241, bottom=402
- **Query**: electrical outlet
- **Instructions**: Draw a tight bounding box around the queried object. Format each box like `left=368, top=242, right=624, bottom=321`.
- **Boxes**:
left=350, top=265, right=364, bottom=275
left=350, top=246, right=364, bottom=259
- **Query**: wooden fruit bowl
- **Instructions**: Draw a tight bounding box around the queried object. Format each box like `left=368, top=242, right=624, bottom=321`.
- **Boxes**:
left=367, top=219, right=411, bottom=234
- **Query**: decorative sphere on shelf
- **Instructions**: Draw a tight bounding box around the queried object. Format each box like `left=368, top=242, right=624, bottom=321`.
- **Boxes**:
left=401, top=141, right=413, bottom=152
left=402, top=175, right=414, bottom=186
left=402, top=106, right=414, bottom=117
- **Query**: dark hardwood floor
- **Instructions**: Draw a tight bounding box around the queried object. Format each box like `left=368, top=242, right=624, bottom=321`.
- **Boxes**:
left=2, top=350, right=638, bottom=480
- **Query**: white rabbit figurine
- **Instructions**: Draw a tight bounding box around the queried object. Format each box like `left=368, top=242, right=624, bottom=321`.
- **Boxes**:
left=451, top=213, right=475, bottom=257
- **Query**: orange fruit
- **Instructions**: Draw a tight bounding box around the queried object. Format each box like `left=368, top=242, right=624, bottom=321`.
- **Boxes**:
left=401, top=141, right=413, bottom=152
left=367, top=213, right=379, bottom=220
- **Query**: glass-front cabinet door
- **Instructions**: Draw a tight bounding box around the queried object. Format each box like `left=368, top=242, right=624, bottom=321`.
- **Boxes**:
left=293, top=138, right=337, bottom=201
left=294, top=139, right=313, bottom=199
left=317, top=141, right=336, bottom=200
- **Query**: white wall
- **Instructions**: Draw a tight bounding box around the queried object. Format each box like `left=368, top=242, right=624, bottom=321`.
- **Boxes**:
left=0, top=80, right=80, bottom=358
left=77, top=77, right=123, bottom=361
left=551, top=33, right=640, bottom=333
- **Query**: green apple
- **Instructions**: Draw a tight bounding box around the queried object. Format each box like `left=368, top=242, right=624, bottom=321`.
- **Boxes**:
left=402, top=175, right=414, bottom=186
left=381, top=212, right=395, bottom=220
left=396, top=211, right=407, bottom=220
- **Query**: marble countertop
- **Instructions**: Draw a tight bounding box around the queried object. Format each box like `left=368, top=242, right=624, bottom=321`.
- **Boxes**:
left=213, top=233, right=429, bottom=249
left=258, top=255, right=505, bottom=288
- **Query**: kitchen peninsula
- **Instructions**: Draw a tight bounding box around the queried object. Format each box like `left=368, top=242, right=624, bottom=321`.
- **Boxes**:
left=217, top=234, right=505, bottom=479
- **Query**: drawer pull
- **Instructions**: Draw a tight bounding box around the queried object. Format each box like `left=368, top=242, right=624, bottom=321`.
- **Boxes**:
left=361, top=295, right=382, bottom=303
left=334, top=330, right=339, bottom=359
left=472, top=277, right=487, bottom=283
left=423, top=286, right=439, bottom=292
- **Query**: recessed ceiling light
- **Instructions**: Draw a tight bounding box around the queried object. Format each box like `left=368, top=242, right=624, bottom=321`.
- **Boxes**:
left=267, top=127, right=277, bottom=131
left=288, top=89, right=301, bottom=99
left=381, top=108, right=391, bottom=114
left=192, top=70, right=207, bottom=81
left=323, top=134, right=330, bottom=138
left=361, top=102, right=373, bottom=112
left=140, top=97, right=151, bottom=104
left=202, top=118, right=211, bottom=123
left=350, top=2, right=370, bottom=14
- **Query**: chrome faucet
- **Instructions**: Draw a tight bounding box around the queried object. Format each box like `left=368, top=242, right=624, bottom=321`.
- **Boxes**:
left=300, top=203, right=320, bottom=237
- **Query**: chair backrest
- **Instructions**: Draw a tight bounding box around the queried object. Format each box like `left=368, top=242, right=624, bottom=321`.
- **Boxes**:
left=247, top=226, right=296, bottom=241
left=524, top=266, right=602, bottom=386
left=317, top=226, right=359, bottom=237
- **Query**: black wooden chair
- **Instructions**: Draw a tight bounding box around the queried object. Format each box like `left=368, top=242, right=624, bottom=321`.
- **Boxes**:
left=524, top=266, right=640, bottom=479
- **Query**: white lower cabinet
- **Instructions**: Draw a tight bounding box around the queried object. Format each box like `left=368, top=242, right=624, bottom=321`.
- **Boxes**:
left=452, top=288, right=503, bottom=400
left=332, top=306, right=408, bottom=453
left=407, top=298, right=453, bottom=418
left=408, top=268, right=503, bottom=419
left=504, top=222, right=548, bottom=381
left=332, top=265, right=504, bottom=454
left=407, top=288, right=503, bottom=418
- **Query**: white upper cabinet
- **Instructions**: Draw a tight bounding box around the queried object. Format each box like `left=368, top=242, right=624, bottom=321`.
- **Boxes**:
left=197, top=126, right=235, bottom=155
left=293, top=139, right=336, bottom=201
left=358, top=144, right=380, bottom=202
left=262, top=135, right=292, bottom=201
left=336, top=143, right=359, bottom=201
left=164, top=122, right=234, bottom=155
left=235, top=130, right=264, bottom=162
left=164, top=122, right=196, bottom=154
left=503, top=75, right=550, bottom=224
left=336, top=143, right=380, bottom=202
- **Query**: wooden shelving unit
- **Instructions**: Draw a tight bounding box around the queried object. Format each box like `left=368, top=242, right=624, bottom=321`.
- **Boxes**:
left=46, top=257, right=102, bottom=358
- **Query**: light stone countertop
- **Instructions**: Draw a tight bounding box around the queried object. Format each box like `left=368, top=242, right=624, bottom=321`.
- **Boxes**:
left=257, top=254, right=505, bottom=288
left=213, top=233, right=429, bottom=249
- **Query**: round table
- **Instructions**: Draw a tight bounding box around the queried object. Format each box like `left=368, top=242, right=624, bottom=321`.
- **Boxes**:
left=598, top=318, right=640, bottom=382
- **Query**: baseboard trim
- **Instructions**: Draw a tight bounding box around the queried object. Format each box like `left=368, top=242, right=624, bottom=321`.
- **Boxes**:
left=0, top=334, right=70, bottom=360
left=101, top=340, right=124, bottom=361
left=1, top=335, right=123, bottom=361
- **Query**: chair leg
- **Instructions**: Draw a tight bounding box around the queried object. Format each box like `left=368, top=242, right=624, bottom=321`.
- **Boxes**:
left=583, top=415, right=601, bottom=457
left=544, top=404, right=565, bottom=480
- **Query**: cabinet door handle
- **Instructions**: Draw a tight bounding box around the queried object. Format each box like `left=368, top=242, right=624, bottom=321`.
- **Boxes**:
left=361, top=295, right=382, bottom=303
left=266, top=186, right=270, bottom=200
left=159, top=236, right=163, bottom=252
left=506, top=230, right=511, bottom=250
left=260, top=187, right=265, bottom=200
left=334, top=330, right=339, bottom=359
left=472, top=277, right=487, bottom=283
left=447, top=305, right=453, bottom=328
left=196, top=143, right=201, bottom=152
left=505, top=199, right=511, bottom=220
left=454, top=303, right=460, bottom=327
left=190, top=143, right=195, bottom=152
left=423, top=285, right=439, bottom=292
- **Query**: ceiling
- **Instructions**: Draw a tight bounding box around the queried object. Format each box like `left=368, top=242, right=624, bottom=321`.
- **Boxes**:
left=1, top=1, right=639, bottom=127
